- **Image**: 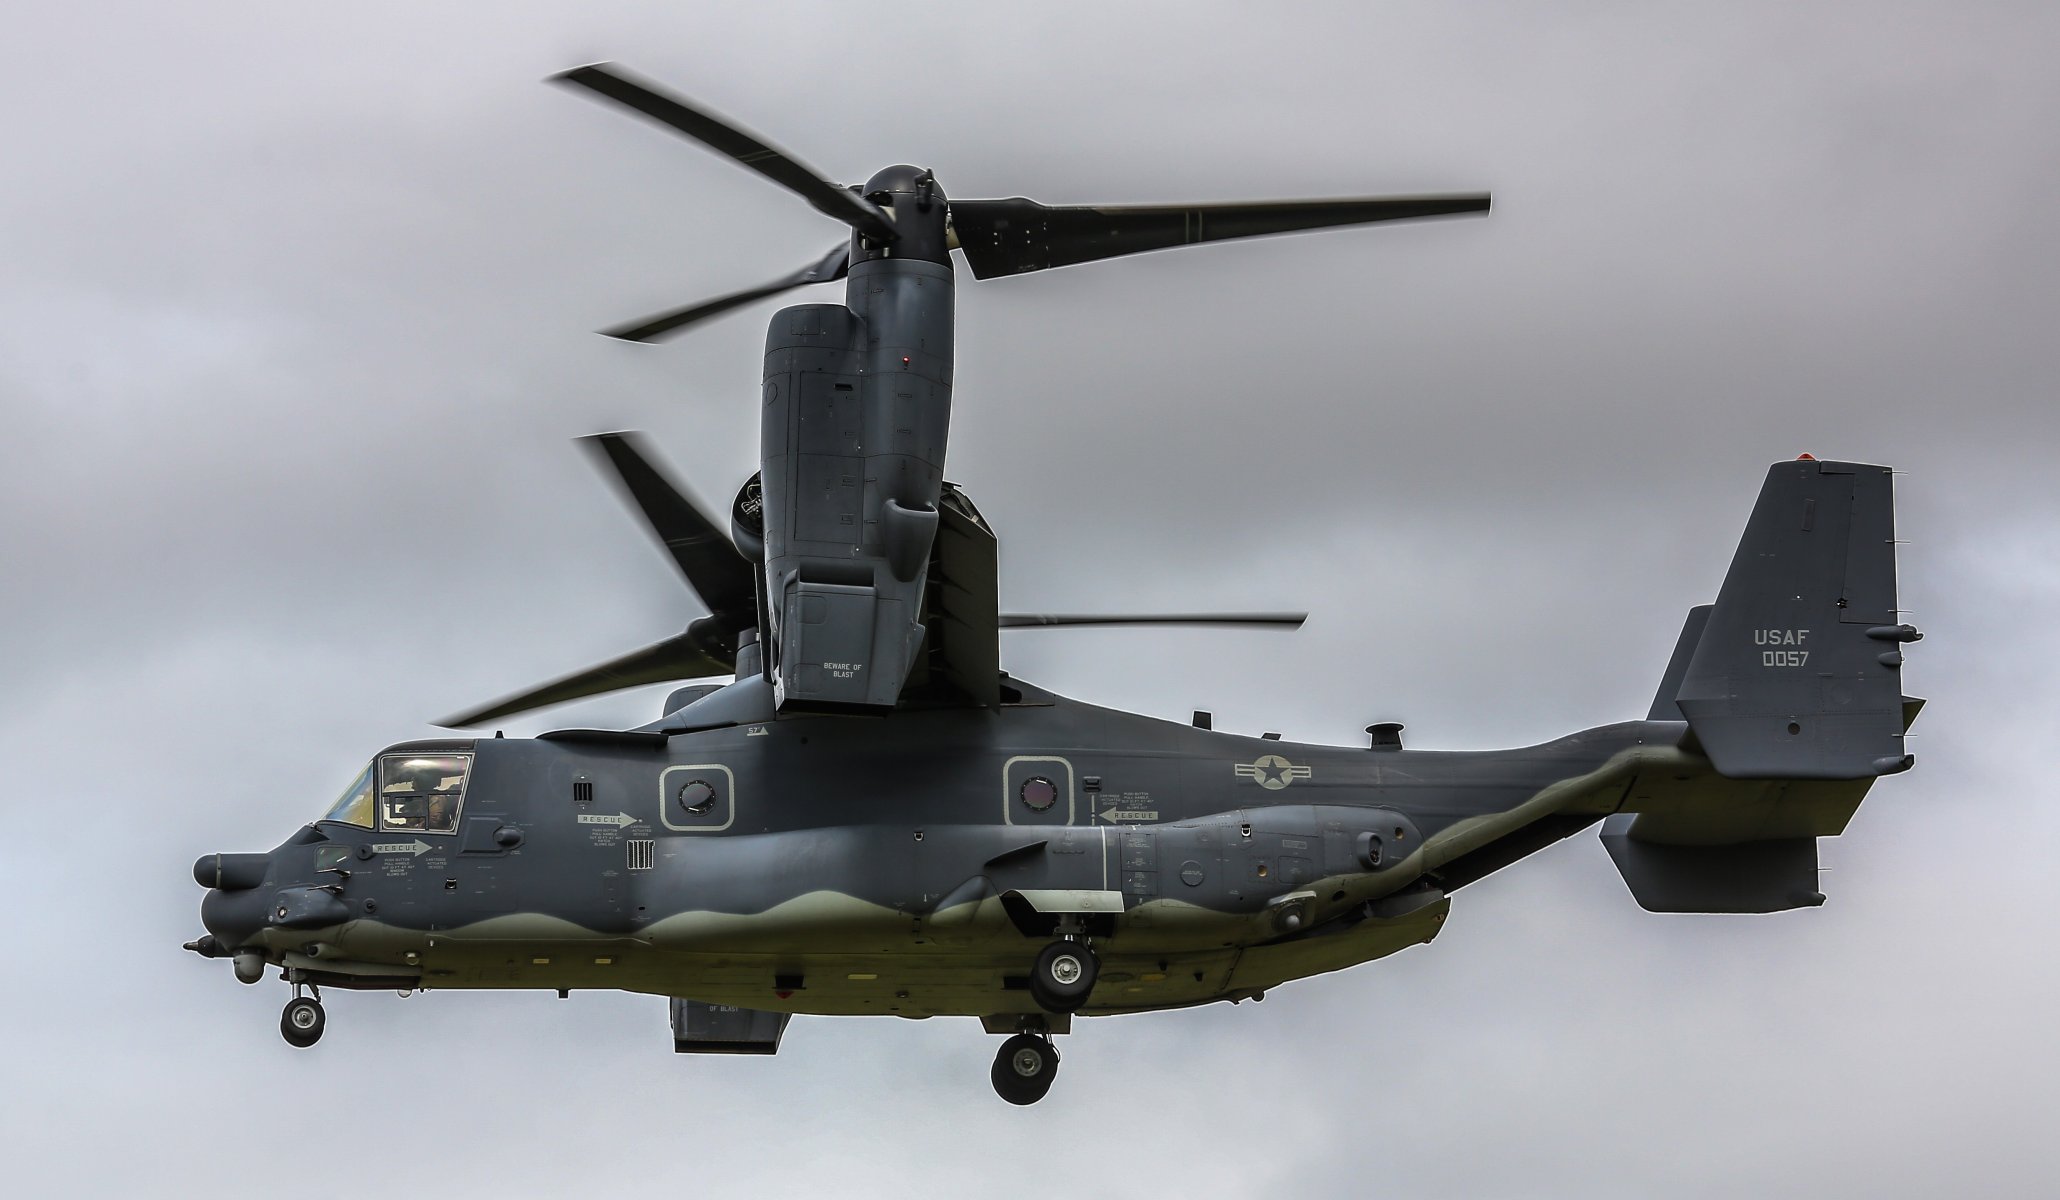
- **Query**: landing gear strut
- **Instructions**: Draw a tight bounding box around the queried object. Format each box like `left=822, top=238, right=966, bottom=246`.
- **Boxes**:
left=1028, top=938, right=1099, bottom=1013
left=280, top=983, right=325, bottom=1048
left=990, top=1032, right=1059, bottom=1105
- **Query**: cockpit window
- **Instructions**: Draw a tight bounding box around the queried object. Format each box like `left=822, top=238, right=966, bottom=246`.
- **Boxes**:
left=321, top=763, right=375, bottom=828
left=378, top=753, right=471, bottom=834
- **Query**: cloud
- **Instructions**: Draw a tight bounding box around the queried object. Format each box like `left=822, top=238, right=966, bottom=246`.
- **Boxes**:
left=2, top=2, right=2055, bottom=1194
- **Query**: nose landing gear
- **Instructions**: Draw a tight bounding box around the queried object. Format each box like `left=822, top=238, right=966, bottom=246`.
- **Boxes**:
left=990, top=1032, right=1059, bottom=1105
left=280, top=984, right=325, bottom=1048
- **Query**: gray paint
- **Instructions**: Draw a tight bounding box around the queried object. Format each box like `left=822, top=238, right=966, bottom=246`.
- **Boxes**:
left=7, top=1, right=2052, bottom=1190
left=184, top=57, right=1927, bottom=1108
left=759, top=215, right=956, bottom=710
left=190, top=457, right=1917, bottom=1098
left=1675, top=460, right=1910, bottom=778
left=1600, top=816, right=1823, bottom=913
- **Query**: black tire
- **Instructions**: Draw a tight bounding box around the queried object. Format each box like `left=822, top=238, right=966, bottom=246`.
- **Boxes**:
left=1027, top=940, right=1099, bottom=1013
left=990, top=1033, right=1058, bottom=1105
left=280, top=997, right=325, bottom=1048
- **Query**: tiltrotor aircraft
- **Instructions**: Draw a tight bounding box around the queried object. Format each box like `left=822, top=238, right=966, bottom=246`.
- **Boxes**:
left=187, top=64, right=1923, bottom=1104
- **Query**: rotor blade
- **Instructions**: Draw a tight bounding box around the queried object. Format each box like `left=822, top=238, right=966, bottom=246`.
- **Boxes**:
left=552, top=63, right=897, bottom=243
left=600, top=243, right=850, bottom=342
left=438, top=630, right=732, bottom=728
left=998, top=612, right=1307, bottom=629
left=581, top=433, right=757, bottom=626
left=950, top=194, right=1490, bottom=280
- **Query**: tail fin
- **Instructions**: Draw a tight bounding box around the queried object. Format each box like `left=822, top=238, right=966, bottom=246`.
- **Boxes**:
left=1602, top=461, right=1919, bottom=913
left=1669, top=458, right=1918, bottom=780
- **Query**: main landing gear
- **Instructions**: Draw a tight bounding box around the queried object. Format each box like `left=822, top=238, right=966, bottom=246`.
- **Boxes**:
left=991, top=1032, right=1059, bottom=1105
left=988, top=935, right=1097, bottom=1104
left=280, top=982, right=325, bottom=1048
left=1028, top=938, right=1099, bottom=1014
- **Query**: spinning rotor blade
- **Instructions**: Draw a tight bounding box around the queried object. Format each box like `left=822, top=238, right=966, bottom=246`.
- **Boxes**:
left=581, top=432, right=756, bottom=627
left=950, top=194, right=1490, bottom=280
left=439, top=433, right=759, bottom=728
left=438, top=628, right=733, bottom=728
left=553, top=63, right=897, bottom=244
left=601, top=243, right=850, bottom=342
left=998, top=612, right=1307, bottom=629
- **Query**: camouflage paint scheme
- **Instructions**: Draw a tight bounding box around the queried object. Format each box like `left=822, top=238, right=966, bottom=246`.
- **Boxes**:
left=188, top=67, right=1920, bottom=1100
left=200, top=454, right=1918, bottom=1026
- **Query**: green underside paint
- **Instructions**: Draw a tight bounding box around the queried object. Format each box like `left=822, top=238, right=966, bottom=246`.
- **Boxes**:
left=279, top=888, right=1450, bottom=1017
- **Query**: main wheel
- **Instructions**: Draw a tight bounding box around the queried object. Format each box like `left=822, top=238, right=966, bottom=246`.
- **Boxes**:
left=990, top=1033, right=1059, bottom=1105
left=1028, top=940, right=1099, bottom=1013
left=280, top=997, right=325, bottom=1048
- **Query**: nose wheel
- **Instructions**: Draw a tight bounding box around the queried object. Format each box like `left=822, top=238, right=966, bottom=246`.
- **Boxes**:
left=990, top=1033, right=1059, bottom=1105
left=1028, top=939, right=1098, bottom=1013
left=280, top=989, right=325, bottom=1048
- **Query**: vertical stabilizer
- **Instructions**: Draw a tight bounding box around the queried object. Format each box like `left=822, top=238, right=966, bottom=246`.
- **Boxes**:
left=1673, top=459, right=1917, bottom=780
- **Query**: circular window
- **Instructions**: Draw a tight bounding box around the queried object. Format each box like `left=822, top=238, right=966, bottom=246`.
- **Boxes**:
left=1019, top=776, right=1058, bottom=813
left=677, top=779, right=718, bottom=815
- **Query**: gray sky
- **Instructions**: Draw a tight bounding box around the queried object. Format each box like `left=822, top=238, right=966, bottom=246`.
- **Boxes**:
left=2, top=2, right=2055, bottom=1195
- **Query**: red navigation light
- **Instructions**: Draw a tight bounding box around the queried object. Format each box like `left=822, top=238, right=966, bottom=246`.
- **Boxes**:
left=1797, top=453, right=1817, bottom=461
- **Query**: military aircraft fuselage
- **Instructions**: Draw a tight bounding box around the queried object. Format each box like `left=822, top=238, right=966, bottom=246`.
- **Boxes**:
left=198, top=676, right=1685, bottom=1019
left=189, top=64, right=1914, bottom=1106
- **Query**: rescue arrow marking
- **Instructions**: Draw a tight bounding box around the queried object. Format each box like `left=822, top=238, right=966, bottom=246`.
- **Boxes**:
left=577, top=813, right=637, bottom=828
left=1099, top=805, right=1159, bottom=823
left=370, top=840, right=433, bottom=856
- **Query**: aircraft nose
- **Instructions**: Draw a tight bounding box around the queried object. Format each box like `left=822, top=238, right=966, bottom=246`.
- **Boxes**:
left=193, top=853, right=272, bottom=954
left=199, top=884, right=269, bottom=954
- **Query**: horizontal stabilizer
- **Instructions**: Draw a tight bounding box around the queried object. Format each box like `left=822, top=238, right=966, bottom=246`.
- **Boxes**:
left=1600, top=814, right=1824, bottom=914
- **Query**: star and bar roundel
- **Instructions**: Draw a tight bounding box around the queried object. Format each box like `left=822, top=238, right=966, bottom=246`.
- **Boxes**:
left=1234, top=754, right=1313, bottom=790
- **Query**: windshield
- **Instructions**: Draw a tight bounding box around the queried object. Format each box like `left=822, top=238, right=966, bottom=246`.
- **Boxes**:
left=321, top=762, right=375, bottom=828
left=378, top=753, right=472, bottom=834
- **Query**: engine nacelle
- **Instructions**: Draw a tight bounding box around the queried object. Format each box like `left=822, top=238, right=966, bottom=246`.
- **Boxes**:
left=760, top=273, right=951, bottom=711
